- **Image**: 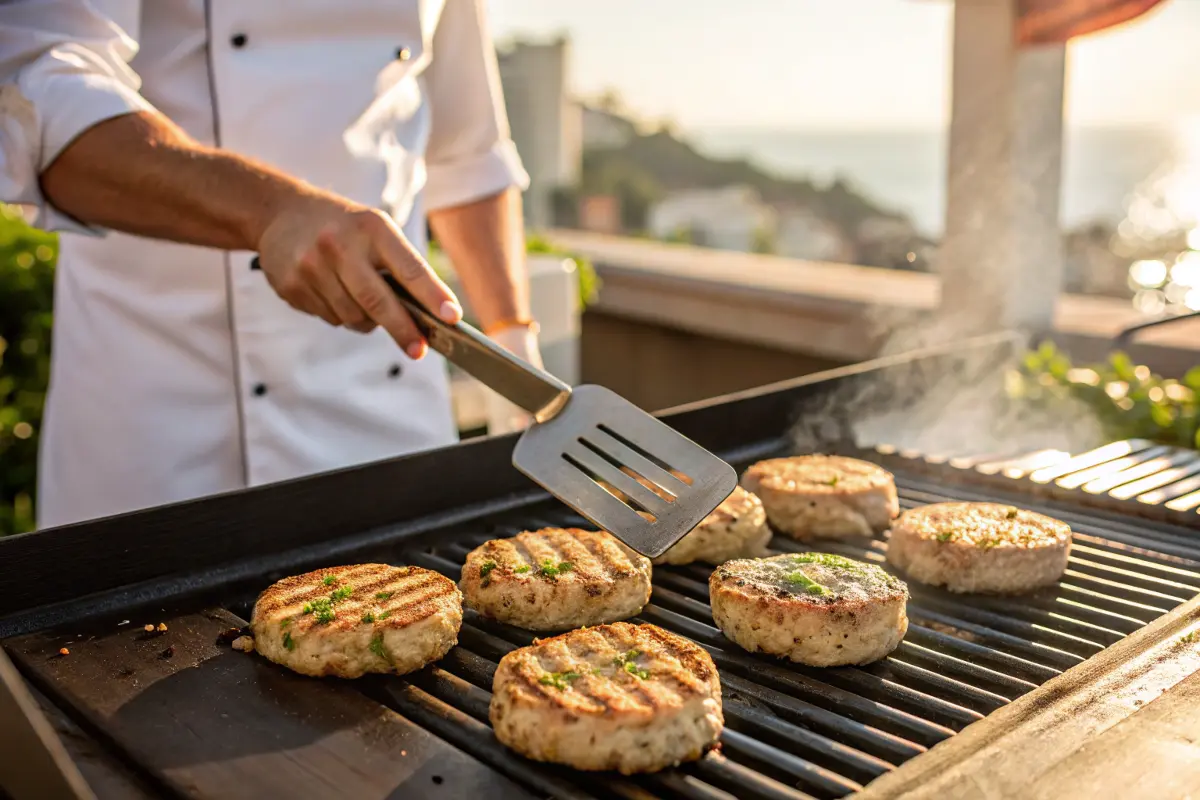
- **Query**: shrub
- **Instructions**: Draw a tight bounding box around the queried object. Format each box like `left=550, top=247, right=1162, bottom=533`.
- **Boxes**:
left=0, top=207, right=57, bottom=536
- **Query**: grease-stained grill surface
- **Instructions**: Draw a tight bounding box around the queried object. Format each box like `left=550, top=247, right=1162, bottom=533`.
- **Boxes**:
left=489, top=621, right=723, bottom=774
left=251, top=563, right=462, bottom=678
left=460, top=528, right=653, bottom=631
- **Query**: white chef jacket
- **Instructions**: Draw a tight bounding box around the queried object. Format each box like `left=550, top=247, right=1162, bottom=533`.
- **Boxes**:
left=0, top=0, right=530, bottom=529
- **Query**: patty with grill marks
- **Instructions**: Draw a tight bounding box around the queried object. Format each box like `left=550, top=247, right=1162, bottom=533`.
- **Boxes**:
left=886, top=502, right=1072, bottom=594
left=460, top=528, right=652, bottom=631
left=741, top=455, right=899, bottom=541
left=709, top=553, right=909, bottom=666
left=250, top=563, right=462, bottom=678
left=490, top=621, right=723, bottom=774
left=599, top=471, right=771, bottom=566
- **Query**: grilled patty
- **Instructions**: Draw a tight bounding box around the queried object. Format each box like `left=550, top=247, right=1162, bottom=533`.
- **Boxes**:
left=460, top=528, right=652, bottom=631
left=598, top=470, right=770, bottom=566
left=490, top=621, right=723, bottom=774
left=709, top=553, right=909, bottom=666
left=886, top=502, right=1072, bottom=594
left=250, top=564, right=462, bottom=678
left=741, top=455, right=899, bottom=541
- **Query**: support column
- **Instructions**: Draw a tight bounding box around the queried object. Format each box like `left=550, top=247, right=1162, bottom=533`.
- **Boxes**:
left=937, top=0, right=1067, bottom=337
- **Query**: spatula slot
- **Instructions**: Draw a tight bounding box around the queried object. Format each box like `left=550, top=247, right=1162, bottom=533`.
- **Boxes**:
left=597, top=424, right=695, bottom=486
left=562, top=451, right=659, bottom=522
left=562, top=440, right=674, bottom=516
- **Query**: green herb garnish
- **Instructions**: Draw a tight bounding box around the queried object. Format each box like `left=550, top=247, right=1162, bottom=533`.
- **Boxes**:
left=792, top=553, right=862, bottom=571
left=479, top=560, right=497, bottom=580
left=362, top=612, right=375, bottom=624
left=375, top=592, right=392, bottom=600
left=538, top=560, right=574, bottom=578
left=784, top=571, right=832, bottom=596
left=624, top=661, right=650, bottom=680
left=305, top=597, right=335, bottom=624
left=330, top=585, right=353, bottom=603
left=826, top=476, right=839, bottom=487
left=1006, top=508, right=1019, bottom=520
left=515, top=565, right=531, bottom=574
left=538, top=670, right=582, bottom=690
left=369, top=633, right=387, bottom=660
left=323, top=575, right=339, bottom=586
left=283, top=632, right=296, bottom=651
left=378, top=610, right=391, bottom=620
left=280, top=618, right=291, bottom=630
left=1183, top=632, right=1198, bottom=644
left=936, top=532, right=956, bottom=542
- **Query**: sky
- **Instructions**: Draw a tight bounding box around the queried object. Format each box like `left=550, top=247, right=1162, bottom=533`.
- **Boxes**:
left=488, top=0, right=1200, bottom=131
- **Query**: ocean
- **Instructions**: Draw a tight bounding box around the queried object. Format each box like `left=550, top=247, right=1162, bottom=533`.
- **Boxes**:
left=690, top=126, right=1191, bottom=238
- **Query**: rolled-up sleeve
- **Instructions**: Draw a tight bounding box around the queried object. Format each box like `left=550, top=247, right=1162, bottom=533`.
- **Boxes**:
left=0, top=0, right=152, bottom=234
left=423, top=0, right=529, bottom=212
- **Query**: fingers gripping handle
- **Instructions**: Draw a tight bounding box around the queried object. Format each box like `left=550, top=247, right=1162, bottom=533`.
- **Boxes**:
left=249, top=257, right=570, bottom=422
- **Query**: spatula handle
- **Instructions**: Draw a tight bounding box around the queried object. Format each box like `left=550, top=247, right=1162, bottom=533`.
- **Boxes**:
left=379, top=274, right=572, bottom=423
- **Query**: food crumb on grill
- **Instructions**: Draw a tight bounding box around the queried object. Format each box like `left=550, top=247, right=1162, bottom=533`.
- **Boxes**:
left=160, top=645, right=175, bottom=659
left=143, top=624, right=155, bottom=633
left=216, top=627, right=245, bottom=646
left=57, top=647, right=69, bottom=656
left=157, top=622, right=168, bottom=632
left=400, top=750, right=407, bottom=756
left=117, top=620, right=130, bottom=626
left=231, top=636, right=255, bottom=653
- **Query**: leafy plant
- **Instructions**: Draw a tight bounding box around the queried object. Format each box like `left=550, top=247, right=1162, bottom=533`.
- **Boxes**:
left=1012, top=340, right=1199, bottom=450
left=0, top=206, right=57, bottom=536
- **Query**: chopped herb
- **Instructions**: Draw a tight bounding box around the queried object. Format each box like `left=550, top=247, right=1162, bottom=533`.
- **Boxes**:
left=375, top=592, right=393, bottom=600
left=362, top=612, right=375, bottom=624
left=323, top=575, right=339, bottom=586
left=784, top=571, right=832, bottom=596
left=1183, top=632, right=1198, bottom=644
left=283, top=632, right=296, bottom=651
left=515, top=565, right=531, bottom=574
left=936, top=532, right=956, bottom=542
left=480, top=560, right=497, bottom=578
left=538, top=560, right=574, bottom=578
left=280, top=619, right=291, bottom=630
left=537, top=670, right=582, bottom=690
left=623, top=661, right=650, bottom=680
left=306, top=597, right=335, bottom=624
left=378, top=610, right=391, bottom=620
left=369, top=633, right=387, bottom=660
left=330, top=585, right=354, bottom=603
left=980, top=538, right=1002, bottom=550
left=1006, top=508, right=1019, bottom=520
left=826, top=475, right=839, bottom=487
left=792, top=553, right=862, bottom=571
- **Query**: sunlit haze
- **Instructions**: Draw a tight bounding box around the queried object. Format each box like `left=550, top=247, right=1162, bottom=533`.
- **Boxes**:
left=489, top=0, right=1200, bottom=131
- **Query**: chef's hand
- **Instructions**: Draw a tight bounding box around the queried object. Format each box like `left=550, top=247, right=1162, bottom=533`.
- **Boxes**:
left=484, top=325, right=544, bottom=434
left=256, top=195, right=462, bottom=359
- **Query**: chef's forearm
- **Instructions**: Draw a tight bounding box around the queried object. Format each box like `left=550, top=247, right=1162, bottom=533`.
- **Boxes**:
left=39, top=110, right=316, bottom=250
left=427, top=187, right=529, bottom=331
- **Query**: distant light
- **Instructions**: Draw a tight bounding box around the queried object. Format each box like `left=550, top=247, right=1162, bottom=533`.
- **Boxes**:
left=1188, top=228, right=1200, bottom=250
left=12, top=422, right=32, bottom=440
left=1133, top=289, right=1166, bottom=315
left=1186, top=288, right=1200, bottom=311
left=1130, top=259, right=1168, bottom=287
left=1171, top=252, right=1200, bottom=287
left=1149, top=386, right=1165, bottom=403
left=905, top=251, right=916, bottom=263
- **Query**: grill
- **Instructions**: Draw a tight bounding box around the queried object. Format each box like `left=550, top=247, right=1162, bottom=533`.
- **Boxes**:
left=2, top=333, right=1197, bottom=800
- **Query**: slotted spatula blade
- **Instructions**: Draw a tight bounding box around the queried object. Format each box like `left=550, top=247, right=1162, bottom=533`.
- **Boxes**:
left=376, top=273, right=738, bottom=557
left=512, top=385, right=738, bottom=557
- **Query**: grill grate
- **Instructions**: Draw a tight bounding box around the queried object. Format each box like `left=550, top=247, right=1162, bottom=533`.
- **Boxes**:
left=195, top=459, right=1196, bottom=800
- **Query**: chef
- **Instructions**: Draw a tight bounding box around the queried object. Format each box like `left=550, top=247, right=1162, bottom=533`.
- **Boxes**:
left=0, top=0, right=538, bottom=529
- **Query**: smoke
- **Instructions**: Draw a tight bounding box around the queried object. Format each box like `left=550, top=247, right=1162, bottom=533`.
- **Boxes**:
left=787, top=325, right=1107, bottom=462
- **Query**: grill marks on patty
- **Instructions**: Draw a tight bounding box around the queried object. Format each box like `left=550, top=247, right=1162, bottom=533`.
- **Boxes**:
left=505, top=623, right=713, bottom=716
left=478, top=528, right=640, bottom=580
left=255, top=565, right=456, bottom=633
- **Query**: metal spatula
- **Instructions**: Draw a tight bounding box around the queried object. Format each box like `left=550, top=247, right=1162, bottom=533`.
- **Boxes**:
left=383, top=275, right=737, bottom=558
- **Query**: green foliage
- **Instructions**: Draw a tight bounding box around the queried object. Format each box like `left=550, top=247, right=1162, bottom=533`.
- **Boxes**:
left=0, top=207, right=56, bottom=536
left=1013, top=340, right=1199, bottom=450
left=427, top=235, right=599, bottom=312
